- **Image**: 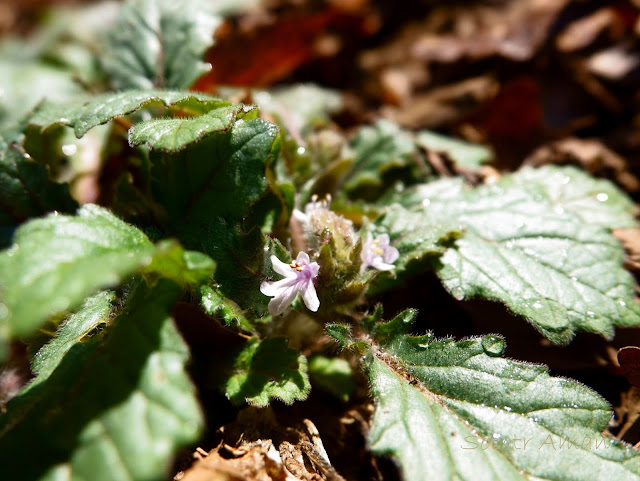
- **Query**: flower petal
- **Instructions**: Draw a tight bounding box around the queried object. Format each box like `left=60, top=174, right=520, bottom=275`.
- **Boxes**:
left=384, top=245, right=400, bottom=264
left=296, top=251, right=311, bottom=264
left=260, top=277, right=297, bottom=297
left=301, top=282, right=320, bottom=312
left=308, top=261, right=320, bottom=278
left=268, top=285, right=299, bottom=316
left=372, top=260, right=395, bottom=271
left=271, top=255, right=294, bottom=277
left=292, top=209, right=308, bottom=222
left=377, top=233, right=390, bottom=246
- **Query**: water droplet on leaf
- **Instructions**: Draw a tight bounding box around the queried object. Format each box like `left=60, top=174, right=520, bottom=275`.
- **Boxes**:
left=451, top=286, right=465, bottom=300
left=62, top=144, right=77, bottom=156
left=481, top=335, right=505, bottom=357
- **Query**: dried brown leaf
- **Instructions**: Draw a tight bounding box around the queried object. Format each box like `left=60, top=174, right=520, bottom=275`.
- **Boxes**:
left=525, top=137, right=640, bottom=192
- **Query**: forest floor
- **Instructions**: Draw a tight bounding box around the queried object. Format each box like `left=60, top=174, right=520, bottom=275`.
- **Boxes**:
left=4, top=1, right=640, bottom=480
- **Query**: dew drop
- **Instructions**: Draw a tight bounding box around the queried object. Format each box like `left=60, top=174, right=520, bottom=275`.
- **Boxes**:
left=532, top=301, right=543, bottom=309
left=62, top=143, right=77, bottom=156
left=596, top=193, right=609, bottom=202
left=296, top=146, right=306, bottom=155
left=422, top=198, right=431, bottom=207
left=618, top=299, right=627, bottom=307
left=503, top=406, right=512, bottom=412
left=562, top=176, right=571, bottom=184
left=481, top=335, right=505, bottom=357
left=451, top=286, right=465, bottom=300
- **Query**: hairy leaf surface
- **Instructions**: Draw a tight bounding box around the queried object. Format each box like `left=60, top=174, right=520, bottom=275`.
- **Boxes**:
left=151, top=118, right=279, bottom=243
left=0, top=136, right=77, bottom=245
left=0, top=204, right=213, bottom=338
left=204, top=221, right=290, bottom=315
left=390, top=166, right=640, bottom=343
left=28, top=90, right=226, bottom=137
left=30, top=290, right=115, bottom=382
left=224, top=337, right=311, bottom=406
left=0, top=281, right=203, bottom=481
left=308, top=355, right=354, bottom=402
left=128, top=104, right=256, bottom=151
left=200, top=284, right=254, bottom=332
left=365, top=310, right=640, bottom=481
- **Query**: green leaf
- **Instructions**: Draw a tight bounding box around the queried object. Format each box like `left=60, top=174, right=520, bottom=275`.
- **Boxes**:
left=102, top=0, right=221, bottom=89
left=143, top=239, right=215, bottom=286
left=416, top=130, right=492, bottom=170
left=0, top=59, right=85, bottom=129
left=0, top=136, right=78, bottom=246
left=308, top=355, right=354, bottom=402
left=129, top=104, right=257, bottom=151
left=325, top=324, right=352, bottom=349
left=0, top=204, right=213, bottom=338
left=365, top=310, right=640, bottom=481
left=151, top=117, right=279, bottom=249
left=31, top=291, right=115, bottom=382
left=252, top=84, right=343, bottom=137
left=200, top=284, right=254, bottom=332
left=204, top=221, right=290, bottom=315
left=0, top=280, right=203, bottom=481
left=28, top=90, right=227, bottom=138
left=224, top=337, right=310, bottom=406
left=344, top=120, right=428, bottom=201
left=391, top=166, right=640, bottom=343
left=507, top=165, right=638, bottom=229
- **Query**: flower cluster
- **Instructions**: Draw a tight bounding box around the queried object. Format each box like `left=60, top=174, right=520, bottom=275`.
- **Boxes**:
left=261, top=196, right=400, bottom=315
left=292, top=194, right=355, bottom=252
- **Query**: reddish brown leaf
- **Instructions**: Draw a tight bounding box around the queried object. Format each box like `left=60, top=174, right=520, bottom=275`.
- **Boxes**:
left=619, top=346, right=640, bottom=388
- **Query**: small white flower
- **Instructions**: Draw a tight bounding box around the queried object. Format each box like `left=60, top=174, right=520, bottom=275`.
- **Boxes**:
left=260, top=251, right=320, bottom=316
left=361, top=233, right=399, bottom=272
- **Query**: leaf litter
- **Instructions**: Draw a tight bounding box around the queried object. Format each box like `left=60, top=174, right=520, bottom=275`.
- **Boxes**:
left=3, top=0, right=640, bottom=480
